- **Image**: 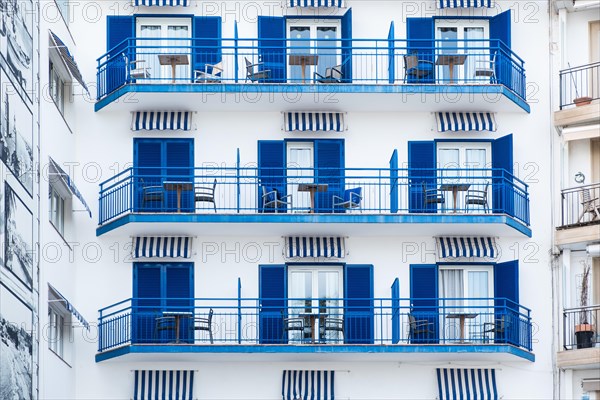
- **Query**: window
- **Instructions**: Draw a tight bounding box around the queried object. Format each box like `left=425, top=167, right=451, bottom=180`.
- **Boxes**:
left=49, top=61, right=66, bottom=114
left=49, top=185, right=65, bottom=235
left=48, top=307, right=66, bottom=358
left=287, top=20, right=340, bottom=81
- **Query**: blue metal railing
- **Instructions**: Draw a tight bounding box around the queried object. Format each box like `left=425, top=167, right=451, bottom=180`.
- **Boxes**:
left=96, top=37, right=526, bottom=100
left=97, top=297, right=533, bottom=353
left=97, top=166, right=530, bottom=226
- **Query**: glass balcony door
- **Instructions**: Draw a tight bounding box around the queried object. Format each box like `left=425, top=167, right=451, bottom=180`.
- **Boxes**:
left=136, top=18, right=191, bottom=82
left=287, top=21, right=340, bottom=83
left=435, top=21, right=488, bottom=83
left=287, top=142, right=314, bottom=212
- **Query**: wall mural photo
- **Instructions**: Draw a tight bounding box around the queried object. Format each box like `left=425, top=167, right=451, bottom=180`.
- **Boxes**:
left=0, top=0, right=34, bottom=100
left=0, top=68, right=34, bottom=195
left=0, top=283, right=33, bottom=400
left=4, top=182, right=33, bottom=290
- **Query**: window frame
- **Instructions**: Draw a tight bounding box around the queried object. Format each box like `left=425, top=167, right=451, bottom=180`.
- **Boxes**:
left=49, top=184, right=65, bottom=236
left=49, top=61, right=66, bottom=114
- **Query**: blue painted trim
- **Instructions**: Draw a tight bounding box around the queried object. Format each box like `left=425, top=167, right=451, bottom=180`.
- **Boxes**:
left=95, top=344, right=535, bottom=362
left=95, top=84, right=530, bottom=113
left=96, top=213, right=532, bottom=237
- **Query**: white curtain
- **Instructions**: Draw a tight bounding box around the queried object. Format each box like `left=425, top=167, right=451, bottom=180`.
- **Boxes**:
left=287, top=146, right=313, bottom=212
left=440, top=269, right=464, bottom=339
left=465, top=27, right=485, bottom=82
left=139, top=25, right=161, bottom=79
left=168, top=25, right=190, bottom=80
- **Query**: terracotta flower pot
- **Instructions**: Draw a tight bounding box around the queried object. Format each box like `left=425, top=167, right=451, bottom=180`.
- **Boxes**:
left=574, top=96, right=593, bottom=107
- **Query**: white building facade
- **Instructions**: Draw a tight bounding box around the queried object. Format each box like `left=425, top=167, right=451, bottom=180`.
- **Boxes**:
left=0, top=0, right=565, bottom=399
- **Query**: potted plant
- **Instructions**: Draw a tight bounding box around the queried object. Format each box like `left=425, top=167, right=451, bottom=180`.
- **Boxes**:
left=575, top=260, right=594, bottom=349
left=568, top=63, right=593, bottom=107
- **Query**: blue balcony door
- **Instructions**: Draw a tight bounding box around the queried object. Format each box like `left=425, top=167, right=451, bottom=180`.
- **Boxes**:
left=132, top=263, right=194, bottom=344
left=287, top=21, right=340, bottom=83
left=136, top=18, right=191, bottom=83
left=434, top=21, right=488, bottom=83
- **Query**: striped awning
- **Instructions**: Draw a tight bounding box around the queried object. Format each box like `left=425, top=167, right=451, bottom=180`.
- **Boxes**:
left=49, top=31, right=89, bottom=93
left=282, top=370, right=335, bottom=400
left=286, top=237, right=345, bottom=258
left=284, top=112, right=345, bottom=132
left=436, top=112, right=496, bottom=132
left=132, top=236, right=193, bottom=259
left=133, top=0, right=189, bottom=6
left=131, top=111, right=193, bottom=131
left=48, top=158, right=92, bottom=218
left=437, top=0, right=494, bottom=8
left=437, top=369, right=498, bottom=400
left=289, top=0, right=345, bottom=7
left=133, top=370, right=195, bottom=400
left=48, top=285, right=89, bottom=330
left=436, top=237, right=498, bottom=259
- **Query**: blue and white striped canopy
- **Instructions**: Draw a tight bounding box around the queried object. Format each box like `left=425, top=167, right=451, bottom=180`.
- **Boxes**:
left=48, top=158, right=92, bottom=218
left=133, top=370, right=195, bottom=400
left=133, top=236, right=193, bottom=259
left=437, top=0, right=494, bottom=8
left=132, top=111, right=193, bottom=131
left=289, top=0, right=345, bottom=7
left=286, top=237, right=345, bottom=258
left=436, top=112, right=496, bottom=132
left=284, top=112, right=345, bottom=132
left=282, top=370, right=335, bottom=400
left=133, top=0, right=189, bottom=6
left=437, top=369, right=498, bottom=400
left=436, top=237, right=498, bottom=259
left=48, top=285, right=89, bottom=330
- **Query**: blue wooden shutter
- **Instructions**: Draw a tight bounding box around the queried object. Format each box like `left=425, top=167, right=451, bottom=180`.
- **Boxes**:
left=165, top=263, right=194, bottom=342
left=387, top=21, right=395, bottom=84
left=389, top=149, right=398, bottom=213
left=258, top=140, right=286, bottom=211
left=494, top=260, right=519, bottom=345
left=258, top=16, right=286, bottom=82
left=165, top=139, right=194, bottom=212
left=492, top=134, right=513, bottom=215
left=406, top=18, right=434, bottom=83
left=315, top=139, right=345, bottom=213
left=133, top=263, right=162, bottom=344
left=409, top=264, right=438, bottom=343
left=391, top=278, right=400, bottom=344
left=341, top=9, right=352, bottom=82
left=193, top=17, right=222, bottom=80
left=490, top=10, right=512, bottom=88
left=106, top=16, right=134, bottom=94
left=408, top=141, right=436, bottom=213
left=134, top=139, right=163, bottom=211
left=344, top=264, right=374, bottom=344
left=259, top=265, right=286, bottom=344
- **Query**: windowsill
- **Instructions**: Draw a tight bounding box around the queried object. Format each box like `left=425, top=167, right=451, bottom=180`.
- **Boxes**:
left=52, top=100, right=74, bottom=134
left=49, top=347, right=72, bottom=368
left=49, top=221, right=71, bottom=250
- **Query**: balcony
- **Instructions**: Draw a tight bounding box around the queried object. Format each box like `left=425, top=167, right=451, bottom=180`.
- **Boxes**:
left=557, top=305, right=600, bottom=369
left=96, top=167, right=531, bottom=237
left=96, top=297, right=533, bottom=362
left=555, top=62, right=600, bottom=127
left=556, top=183, right=600, bottom=247
left=95, top=38, right=528, bottom=112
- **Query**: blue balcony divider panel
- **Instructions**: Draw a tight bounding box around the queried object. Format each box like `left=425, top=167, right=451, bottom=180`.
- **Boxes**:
left=258, top=16, right=286, bottom=82
left=315, top=139, right=345, bottom=213
left=134, top=139, right=162, bottom=212
left=341, top=9, right=352, bottom=82
left=133, top=370, right=195, bottom=400
left=344, top=264, right=374, bottom=344
left=408, top=141, right=436, bottom=213
left=193, top=17, right=222, bottom=80
left=105, top=16, right=134, bottom=95
left=490, top=10, right=512, bottom=89
left=387, top=21, right=395, bottom=84
left=491, top=134, right=513, bottom=216
left=389, top=149, right=398, bottom=213
left=391, top=278, right=400, bottom=344
left=258, top=140, right=286, bottom=212
left=406, top=18, right=434, bottom=83
left=133, top=264, right=162, bottom=344
left=494, top=260, right=519, bottom=346
left=409, top=264, right=439, bottom=344
left=436, top=369, right=498, bottom=400
left=165, top=264, right=194, bottom=343
left=282, top=370, right=335, bottom=400
left=165, top=140, right=194, bottom=212
left=259, top=265, right=286, bottom=344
